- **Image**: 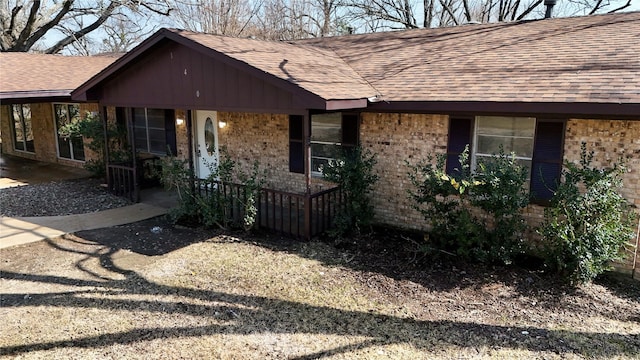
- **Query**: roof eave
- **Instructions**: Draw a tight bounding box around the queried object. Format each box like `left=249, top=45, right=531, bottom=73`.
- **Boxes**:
left=1, top=90, right=74, bottom=103
left=367, top=100, right=640, bottom=118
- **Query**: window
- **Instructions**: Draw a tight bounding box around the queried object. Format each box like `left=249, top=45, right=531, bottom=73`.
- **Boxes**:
left=133, top=108, right=176, bottom=155
left=311, top=113, right=342, bottom=175
left=447, top=116, right=565, bottom=203
left=12, top=104, right=34, bottom=152
left=289, top=112, right=359, bottom=175
left=54, top=103, right=85, bottom=161
left=473, top=116, right=535, bottom=174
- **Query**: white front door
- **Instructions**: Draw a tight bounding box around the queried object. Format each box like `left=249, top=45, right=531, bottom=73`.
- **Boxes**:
left=194, top=110, right=219, bottom=179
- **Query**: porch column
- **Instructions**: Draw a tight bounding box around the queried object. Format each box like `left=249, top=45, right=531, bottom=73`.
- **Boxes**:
left=304, top=112, right=312, bottom=240
left=129, top=108, right=140, bottom=202
left=101, top=106, right=110, bottom=188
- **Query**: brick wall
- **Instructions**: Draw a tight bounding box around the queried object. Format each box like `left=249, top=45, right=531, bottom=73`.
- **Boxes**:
left=216, top=112, right=307, bottom=193
left=564, top=119, right=640, bottom=208
left=175, top=109, right=189, bottom=160
left=0, top=105, right=16, bottom=156
left=360, top=112, right=449, bottom=230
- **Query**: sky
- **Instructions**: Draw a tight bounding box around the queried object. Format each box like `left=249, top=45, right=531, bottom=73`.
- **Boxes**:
left=35, top=0, right=640, bottom=55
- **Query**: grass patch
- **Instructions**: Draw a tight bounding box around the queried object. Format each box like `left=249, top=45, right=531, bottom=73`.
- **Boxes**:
left=0, top=221, right=638, bottom=359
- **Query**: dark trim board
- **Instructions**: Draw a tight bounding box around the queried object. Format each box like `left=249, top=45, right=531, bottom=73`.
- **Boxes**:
left=97, top=103, right=310, bottom=116
left=367, top=101, right=640, bottom=119
left=0, top=95, right=75, bottom=104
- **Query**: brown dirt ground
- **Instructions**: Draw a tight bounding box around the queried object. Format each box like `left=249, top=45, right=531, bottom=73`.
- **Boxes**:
left=1, top=216, right=639, bottom=359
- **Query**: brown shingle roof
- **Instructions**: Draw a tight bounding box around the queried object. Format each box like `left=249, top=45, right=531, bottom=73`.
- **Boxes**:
left=172, top=29, right=378, bottom=101
left=297, top=11, right=640, bottom=104
left=71, top=12, right=640, bottom=112
left=0, top=53, right=117, bottom=100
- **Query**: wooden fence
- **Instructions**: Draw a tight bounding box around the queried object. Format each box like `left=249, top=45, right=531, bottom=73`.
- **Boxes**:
left=107, top=162, right=137, bottom=202
left=194, top=179, right=342, bottom=240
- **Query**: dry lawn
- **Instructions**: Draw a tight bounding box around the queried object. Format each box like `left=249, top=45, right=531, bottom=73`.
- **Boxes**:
left=1, top=219, right=639, bottom=359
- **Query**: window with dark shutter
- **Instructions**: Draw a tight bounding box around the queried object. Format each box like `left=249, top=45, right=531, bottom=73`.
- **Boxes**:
left=289, top=115, right=305, bottom=173
left=530, top=120, right=565, bottom=204
left=132, top=108, right=176, bottom=155
left=446, top=117, right=473, bottom=176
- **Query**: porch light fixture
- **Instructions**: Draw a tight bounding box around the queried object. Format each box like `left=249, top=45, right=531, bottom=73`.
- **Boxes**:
left=176, top=118, right=185, bottom=126
left=218, top=120, right=227, bottom=129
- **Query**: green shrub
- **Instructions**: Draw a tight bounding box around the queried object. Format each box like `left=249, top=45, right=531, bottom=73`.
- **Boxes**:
left=321, top=146, right=379, bottom=238
left=158, top=156, right=200, bottom=224
left=159, top=147, right=265, bottom=230
left=58, top=111, right=129, bottom=178
left=539, top=143, right=637, bottom=284
left=408, top=146, right=529, bottom=264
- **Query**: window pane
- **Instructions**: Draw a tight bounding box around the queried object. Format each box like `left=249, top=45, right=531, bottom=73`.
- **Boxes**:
left=133, top=108, right=146, bottom=121
left=72, top=136, right=85, bottom=161
left=148, top=128, right=167, bottom=154
left=134, top=128, right=148, bottom=151
left=311, top=157, right=329, bottom=173
left=477, top=116, right=535, bottom=137
left=476, top=155, right=532, bottom=179
left=54, top=104, right=69, bottom=129
left=146, top=109, right=165, bottom=129
left=12, top=105, right=25, bottom=150
left=312, top=113, right=341, bottom=143
left=13, top=104, right=34, bottom=152
left=477, top=135, right=534, bottom=158
left=68, top=104, right=80, bottom=122
left=55, top=104, right=83, bottom=160
left=311, top=143, right=339, bottom=159
left=58, top=136, right=71, bottom=158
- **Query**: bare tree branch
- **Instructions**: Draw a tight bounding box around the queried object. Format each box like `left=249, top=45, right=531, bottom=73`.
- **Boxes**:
left=589, top=0, right=604, bottom=14
left=607, top=0, right=632, bottom=12
left=15, top=0, right=45, bottom=48
left=439, top=0, right=460, bottom=25
left=515, top=0, right=543, bottom=20
left=1, top=0, right=172, bottom=53
left=46, top=2, right=119, bottom=54
left=462, top=0, right=472, bottom=22
left=21, top=1, right=74, bottom=52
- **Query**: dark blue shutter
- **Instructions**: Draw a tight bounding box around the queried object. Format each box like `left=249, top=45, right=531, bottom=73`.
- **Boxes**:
left=164, top=109, right=177, bottom=155
left=446, top=117, right=473, bottom=176
left=289, top=115, right=304, bottom=173
left=342, top=113, right=359, bottom=152
left=530, top=120, right=565, bottom=204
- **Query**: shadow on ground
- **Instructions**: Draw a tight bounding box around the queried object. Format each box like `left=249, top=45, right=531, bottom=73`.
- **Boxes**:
left=1, top=222, right=639, bottom=358
left=73, top=216, right=221, bottom=256
left=69, top=216, right=640, bottom=323
left=1, top=249, right=638, bottom=358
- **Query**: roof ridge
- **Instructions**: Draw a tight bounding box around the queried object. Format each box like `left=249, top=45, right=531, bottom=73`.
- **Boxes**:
left=293, top=10, right=640, bottom=43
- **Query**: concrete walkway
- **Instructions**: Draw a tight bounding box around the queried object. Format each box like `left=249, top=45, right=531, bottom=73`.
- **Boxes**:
left=1, top=154, right=179, bottom=250
left=0, top=203, right=169, bottom=249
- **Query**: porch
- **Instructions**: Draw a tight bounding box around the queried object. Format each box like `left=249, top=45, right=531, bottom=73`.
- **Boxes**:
left=105, top=162, right=343, bottom=240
